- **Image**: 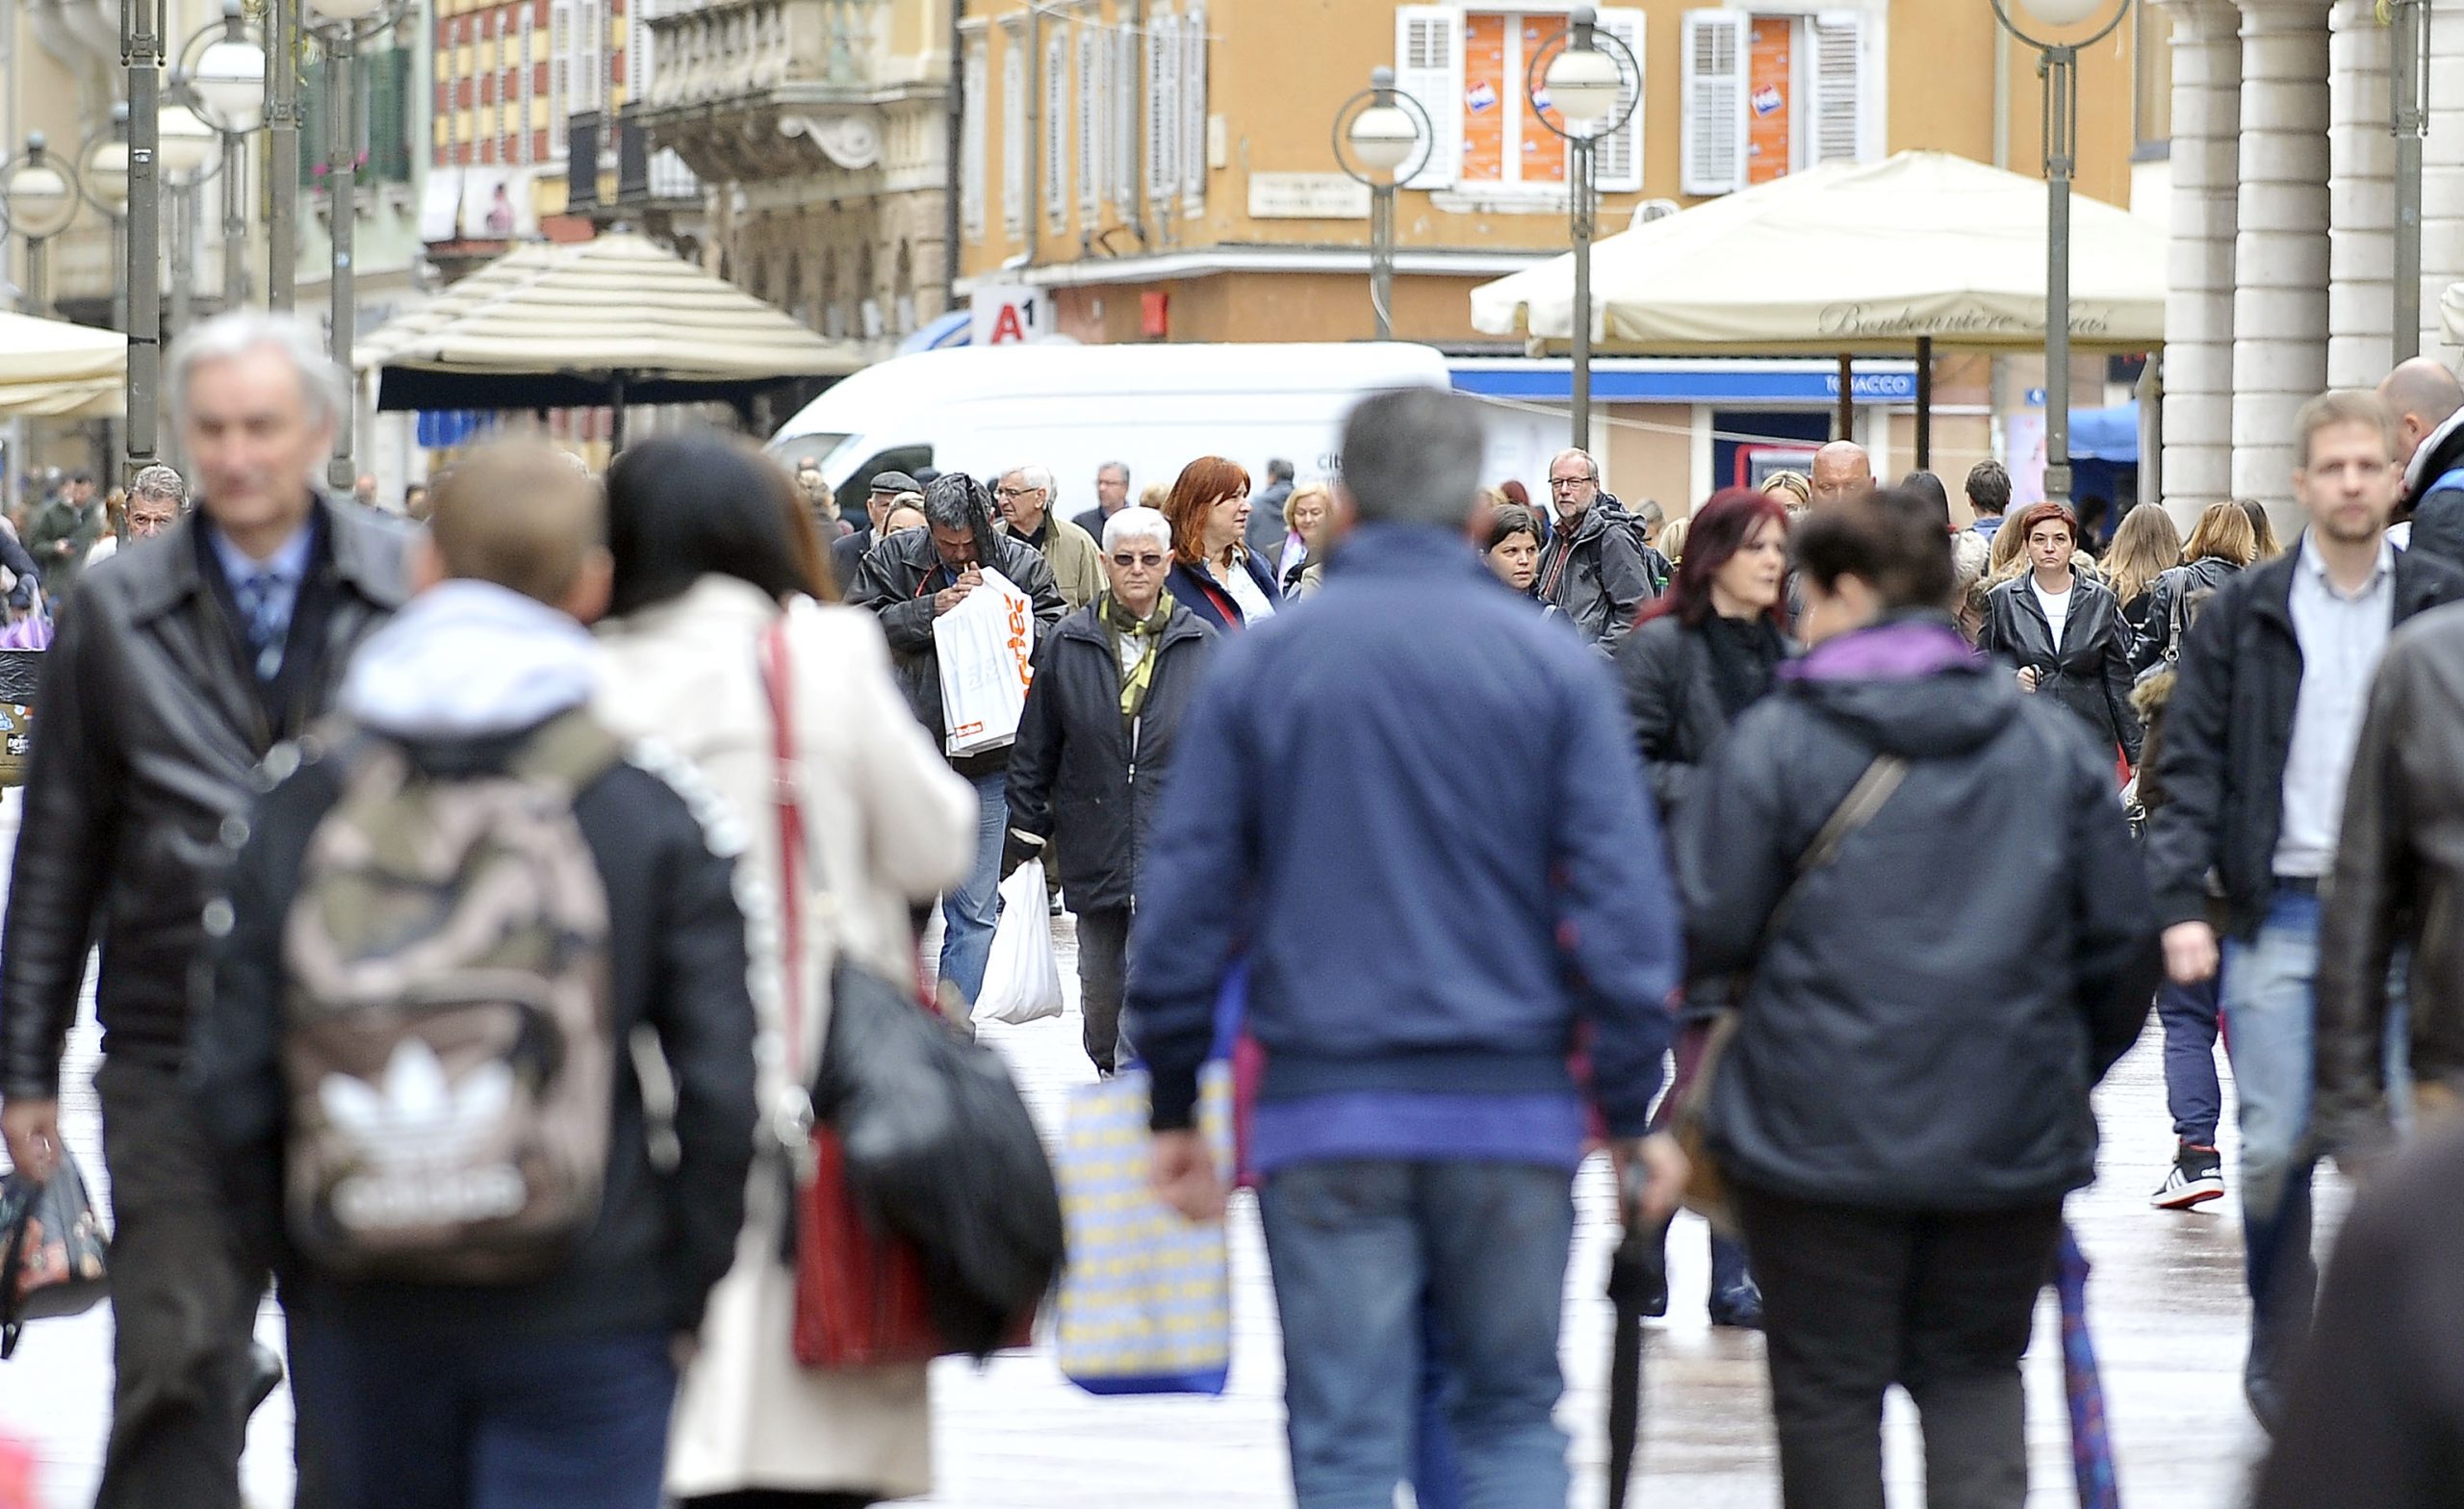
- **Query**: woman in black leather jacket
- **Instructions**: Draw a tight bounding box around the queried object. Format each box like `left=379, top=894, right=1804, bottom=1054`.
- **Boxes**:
left=2130, top=500, right=2257, bottom=675
left=1977, top=500, right=2142, bottom=768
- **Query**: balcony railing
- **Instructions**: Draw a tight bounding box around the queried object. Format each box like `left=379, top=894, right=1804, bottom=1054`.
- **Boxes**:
left=646, top=0, right=884, bottom=110
left=571, top=106, right=704, bottom=216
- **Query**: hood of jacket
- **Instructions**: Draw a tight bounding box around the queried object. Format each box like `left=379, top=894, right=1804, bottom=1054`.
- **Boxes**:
left=340, top=578, right=598, bottom=738
left=1555, top=492, right=1635, bottom=550
left=2409, top=405, right=2464, bottom=499
left=1781, top=614, right=2020, bottom=759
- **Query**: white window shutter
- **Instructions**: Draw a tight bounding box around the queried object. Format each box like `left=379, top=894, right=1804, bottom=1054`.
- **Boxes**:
left=1003, top=30, right=1027, bottom=232
left=1112, top=25, right=1137, bottom=213
left=962, top=37, right=988, bottom=239
left=550, top=0, right=572, bottom=156
left=1681, top=9, right=1745, bottom=195
left=1146, top=13, right=1180, bottom=204
left=1181, top=1, right=1207, bottom=209
left=1077, top=28, right=1101, bottom=213
left=1392, top=6, right=1458, bottom=190
left=1045, top=30, right=1068, bottom=225
left=1810, top=12, right=1872, bottom=166
left=1593, top=9, right=1646, bottom=193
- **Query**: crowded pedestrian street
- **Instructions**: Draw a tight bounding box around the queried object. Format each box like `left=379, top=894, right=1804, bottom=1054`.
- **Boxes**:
left=0, top=819, right=2286, bottom=1508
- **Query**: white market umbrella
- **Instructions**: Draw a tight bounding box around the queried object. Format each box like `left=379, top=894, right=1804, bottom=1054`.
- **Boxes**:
left=1470, top=150, right=2167, bottom=356
left=0, top=310, right=125, bottom=418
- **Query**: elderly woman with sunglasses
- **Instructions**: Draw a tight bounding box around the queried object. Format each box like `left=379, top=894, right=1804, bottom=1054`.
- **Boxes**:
left=1003, top=505, right=1219, bottom=1075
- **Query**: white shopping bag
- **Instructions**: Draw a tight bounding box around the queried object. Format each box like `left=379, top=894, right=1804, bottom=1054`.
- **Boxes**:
left=974, top=860, right=1065, bottom=1025
left=932, top=567, right=1036, bottom=757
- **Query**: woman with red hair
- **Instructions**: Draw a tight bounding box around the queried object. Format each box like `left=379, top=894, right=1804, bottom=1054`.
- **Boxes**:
left=1161, top=455, right=1285, bottom=632
left=1610, top=485, right=1794, bottom=1331
left=1977, top=499, right=2142, bottom=770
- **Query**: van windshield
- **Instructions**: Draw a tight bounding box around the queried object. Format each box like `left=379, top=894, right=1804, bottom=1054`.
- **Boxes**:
left=771, top=433, right=852, bottom=471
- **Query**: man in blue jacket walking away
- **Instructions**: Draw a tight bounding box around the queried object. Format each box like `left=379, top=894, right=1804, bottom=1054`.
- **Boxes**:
left=1127, top=387, right=1690, bottom=1509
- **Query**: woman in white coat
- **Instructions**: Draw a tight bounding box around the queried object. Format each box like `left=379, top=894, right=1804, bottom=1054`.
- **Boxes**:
left=593, top=436, right=977, bottom=1508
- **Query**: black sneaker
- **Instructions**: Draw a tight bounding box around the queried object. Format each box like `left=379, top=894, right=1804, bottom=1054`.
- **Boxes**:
left=2151, top=1141, right=2225, bottom=1210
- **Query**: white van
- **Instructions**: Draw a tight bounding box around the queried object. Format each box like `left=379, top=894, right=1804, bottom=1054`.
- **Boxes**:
left=768, top=341, right=1452, bottom=521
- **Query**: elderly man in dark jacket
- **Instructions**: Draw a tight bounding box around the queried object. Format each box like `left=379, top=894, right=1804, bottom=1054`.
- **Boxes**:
left=846, top=473, right=1064, bottom=1008
left=1535, top=447, right=1658, bottom=651
left=1004, top=503, right=1214, bottom=1074
left=0, top=311, right=409, bottom=1509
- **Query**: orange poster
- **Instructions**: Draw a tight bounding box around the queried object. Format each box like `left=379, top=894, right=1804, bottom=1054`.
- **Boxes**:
left=1748, top=17, right=1792, bottom=185
left=1460, top=13, right=1507, bottom=184
left=1519, top=16, right=1568, bottom=185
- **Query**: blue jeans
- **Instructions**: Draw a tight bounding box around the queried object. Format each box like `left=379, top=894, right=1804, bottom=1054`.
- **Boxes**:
left=1259, top=1160, right=1576, bottom=1509
left=2221, top=888, right=2410, bottom=1330
left=2158, top=972, right=2223, bottom=1145
left=938, top=769, right=1007, bottom=1005
left=288, top=1321, right=677, bottom=1509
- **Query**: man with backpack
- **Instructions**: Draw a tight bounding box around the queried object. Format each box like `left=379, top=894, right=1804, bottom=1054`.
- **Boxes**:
left=189, top=442, right=759, bottom=1509
left=1535, top=447, right=1661, bottom=651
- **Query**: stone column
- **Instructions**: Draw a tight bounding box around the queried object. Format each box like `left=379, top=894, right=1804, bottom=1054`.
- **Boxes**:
left=2421, top=2, right=2464, bottom=364
left=2327, top=0, right=2392, bottom=387
left=2232, top=0, right=2331, bottom=514
left=2162, top=0, right=2243, bottom=518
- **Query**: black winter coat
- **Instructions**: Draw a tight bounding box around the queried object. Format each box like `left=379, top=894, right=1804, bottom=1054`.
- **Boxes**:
left=1005, top=602, right=1216, bottom=913
left=1613, top=613, right=1791, bottom=817
left=2146, top=547, right=2464, bottom=938
left=2129, top=555, right=2243, bottom=675
left=1165, top=551, right=1283, bottom=633
left=190, top=720, right=757, bottom=1340
left=1676, top=618, right=2158, bottom=1210
left=1977, top=573, right=2143, bottom=764
left=843, top=527, right=1066, bottom=780
left=1, top=501, right=408, bottom=1098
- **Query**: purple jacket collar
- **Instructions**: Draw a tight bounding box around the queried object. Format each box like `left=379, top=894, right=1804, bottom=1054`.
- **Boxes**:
left=1783, top=616, right=1981, bottom=683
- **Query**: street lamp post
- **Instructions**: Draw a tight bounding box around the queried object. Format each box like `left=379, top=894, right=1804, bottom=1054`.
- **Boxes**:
left=1332, top=68, right=1432, bottom=342
left=306, top=0, right=404, bottom=493
left=2391, top=0, right=2427, bottom=364
left=1989, top=0, right=2131, bottom=513
left=186, top=1, right=271, bottom=309
left=123, top=0, right=169, bottom=486
left=157, top=90, right=218, bottom=354
left=1, top=135, right=84, bottom=317
left=1525, top=7, right=1637, bottom=455
left=268, top=0, right=300, bottom=312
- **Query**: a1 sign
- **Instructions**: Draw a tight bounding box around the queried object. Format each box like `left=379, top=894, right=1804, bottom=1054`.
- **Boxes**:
left=971, top=285, right=1054, bottom=346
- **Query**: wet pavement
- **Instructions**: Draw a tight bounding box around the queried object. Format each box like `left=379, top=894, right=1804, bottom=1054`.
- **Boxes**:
left=0, top=799, right=2298, bottom=1507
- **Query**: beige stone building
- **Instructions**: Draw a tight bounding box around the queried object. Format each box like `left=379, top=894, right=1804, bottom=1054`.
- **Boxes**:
left=948, top=0, right=2154, bottom=511
left=640, top=0, right=954, bottom=364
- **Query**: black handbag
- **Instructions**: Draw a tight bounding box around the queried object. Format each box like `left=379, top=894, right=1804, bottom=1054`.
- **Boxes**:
left=0, top=1150, right=110, bottom=1358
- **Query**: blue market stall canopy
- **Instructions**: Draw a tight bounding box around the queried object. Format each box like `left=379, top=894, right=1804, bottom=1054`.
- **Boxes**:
left=355, top=232, right=866, bottom=413
left=2068, top=401, right=2140, bottom=463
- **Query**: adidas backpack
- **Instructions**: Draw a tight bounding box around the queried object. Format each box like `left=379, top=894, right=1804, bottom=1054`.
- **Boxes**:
left=278, top=709, right=623, bottom=1283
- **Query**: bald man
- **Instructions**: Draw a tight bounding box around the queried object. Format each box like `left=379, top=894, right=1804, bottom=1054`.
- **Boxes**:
left=2379, top=356, right=2464, bottom=567
left=1809, top=440, right=1874, bottom=510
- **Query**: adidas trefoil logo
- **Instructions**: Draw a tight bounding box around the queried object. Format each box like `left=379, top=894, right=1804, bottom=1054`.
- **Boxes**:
left=321, top=1041, right=525, bottom=1231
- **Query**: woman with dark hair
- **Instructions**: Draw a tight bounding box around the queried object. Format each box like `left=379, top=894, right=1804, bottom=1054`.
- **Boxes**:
left=1977, top=499, right=2143, bottom=770
left=1483, top=501, right=1546, bottom=597
left=1677, top=488, right=2157, bottom=1509
left=1161, top=455, right=1283, bottom=631
left=2238, top=497, right=2286, bottom=561
left=590, top=434, right=978, bottom=1509
left=1611, top=486, right=1791, bottom=1329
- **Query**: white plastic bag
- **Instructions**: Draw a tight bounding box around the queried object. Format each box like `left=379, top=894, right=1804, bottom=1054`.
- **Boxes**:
left=932, top=567, right=1036, bottom=757
left=974, top=859, right=1065, bottom=1025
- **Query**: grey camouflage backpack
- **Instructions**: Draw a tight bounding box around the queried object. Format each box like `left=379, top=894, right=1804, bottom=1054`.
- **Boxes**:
left=279, top=709, right=622, bottom=1283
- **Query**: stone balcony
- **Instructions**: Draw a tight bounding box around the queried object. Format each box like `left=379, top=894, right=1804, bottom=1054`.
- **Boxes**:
left=640, top=0, right=945, bottom=185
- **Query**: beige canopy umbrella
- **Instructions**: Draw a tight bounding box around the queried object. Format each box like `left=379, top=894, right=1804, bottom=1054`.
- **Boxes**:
left=0, top=310, right=126, bottom=419
left=1471, top=151, right=2168, bottom=355
left=357, top=232, right=868, bottom=442
left=2441, top=281, right=2464, bottom=348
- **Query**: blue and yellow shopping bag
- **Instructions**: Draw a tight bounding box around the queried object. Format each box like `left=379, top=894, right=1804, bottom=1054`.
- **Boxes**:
left=1054, top=1057, right=1236, bottom=1395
